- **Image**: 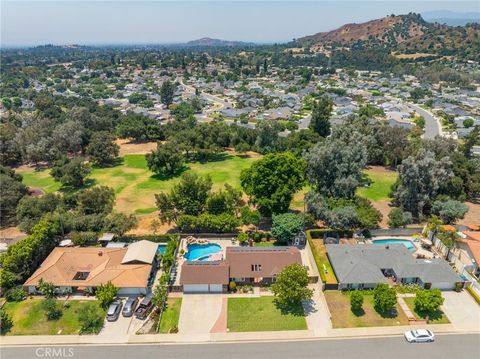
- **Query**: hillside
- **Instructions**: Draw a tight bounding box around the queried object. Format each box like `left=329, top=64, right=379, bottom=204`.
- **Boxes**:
left=297, top=13, right=480, bottom=59
left=186, top=37, right=254, bottom=47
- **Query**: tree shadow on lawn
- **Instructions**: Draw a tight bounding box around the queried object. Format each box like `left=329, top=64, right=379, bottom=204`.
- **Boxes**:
left=189, top=152, right=233, bottom=164
left=92, top=157, right=125, bottom=169
left=149, top=166, right=189, bottom=181
left=374, top=306, right=400, bottom=319
left=351, top=308, right=366, bottom=317
left=414, top=308, right=445, bottom=321
left=59, top=178, right=97, bottom=194
left=274, top=299, right=306, bottom=317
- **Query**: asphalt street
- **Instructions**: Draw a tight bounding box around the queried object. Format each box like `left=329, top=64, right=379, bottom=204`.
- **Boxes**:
left=2, top=334, right=479, bottom=359
left=407, top=103, right=441, bottom=139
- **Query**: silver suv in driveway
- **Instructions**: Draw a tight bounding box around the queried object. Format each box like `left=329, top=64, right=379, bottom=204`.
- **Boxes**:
left=122, top=297, right=138, bottom=317
left=106, top=299, right=123, bottom=322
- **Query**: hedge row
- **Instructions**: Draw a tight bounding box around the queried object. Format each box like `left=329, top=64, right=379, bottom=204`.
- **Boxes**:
left=466, top=286, right=480, bottom=305
left=306, top=230, right=327, bottom=283
left=308, top=228, right=354, bottom=239
left=118, top=234, right=179, bottom=243
left=177, top=213, right=239, bottom=233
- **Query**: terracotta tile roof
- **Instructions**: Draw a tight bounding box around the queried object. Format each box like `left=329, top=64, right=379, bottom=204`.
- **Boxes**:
left=226, top=246, right=302, bottom=278
left=465, top=231, right=480, bottom=242
left=180, top=261, right=230, bottom=285
left=24, top=247, right=152, bottom=288
left=463, top=231, right=480, bottom=265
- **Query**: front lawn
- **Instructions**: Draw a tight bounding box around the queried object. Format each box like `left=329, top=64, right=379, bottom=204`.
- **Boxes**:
left=357, top=167, right=398, bottom=201
left=325, top=291, right=409, bottom=328
left=403, top=297, right=450, bottom=324
left=158, top=298, right=182, bottom=333
left=2, top=299, right=105, bottom=335
left=227, top=297, right=307, bottom=332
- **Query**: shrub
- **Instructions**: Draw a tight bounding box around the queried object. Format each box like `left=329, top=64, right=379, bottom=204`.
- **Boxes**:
left=42, top=299, right=63, bottom=320
left=38, top=278, right=56, bottom=299
left=350, top=290, right=364, bottom=312
left=95, top=282, right=118, bottom=309
left=237, top=232, right=248, bottom=244
left=272, top=263, right=313, bottom=306
left=79, top=302, right=105, bottom=334
left=229, top=281, right=236, bottom=292
left=373, top=283, right=397, bottom=313
left=177, top=213, right=239, bottom=233
left=6, top=288, right=27, bottom=302
left=240, top=206, right=261, bottom=225
left=71, top=231, right=98, bottom=246
left=271, top=213, right=304, bottom=244
left=0, top=308, right=13, bottom=334
left=414, top=289, right=444, bottom=313
left=387, top=208, right=413, bottom=228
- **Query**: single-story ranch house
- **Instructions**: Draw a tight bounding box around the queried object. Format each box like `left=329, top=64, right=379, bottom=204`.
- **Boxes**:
left=180, top=246, right=302, bottom=293
left=24, top=240, right=159, bottom=296
left=326, top=244, right=464, bottom=291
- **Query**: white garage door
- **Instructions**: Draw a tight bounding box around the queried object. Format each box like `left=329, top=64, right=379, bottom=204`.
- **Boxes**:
left=184, top=284, right=209, bottom=293
left=208, top=284, right=223, bottom=293
left=431, top=282, right=454, bottom=290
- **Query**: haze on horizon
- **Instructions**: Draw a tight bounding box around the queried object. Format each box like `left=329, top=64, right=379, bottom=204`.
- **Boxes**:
left=1, top=1, right=478, bottom=47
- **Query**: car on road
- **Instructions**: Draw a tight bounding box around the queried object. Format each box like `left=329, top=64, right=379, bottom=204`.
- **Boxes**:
left=106, top=299, right=123, bottom=322
left=122, top=297, right=138, bottom=317
left=404, top=329, right=435, bottom=343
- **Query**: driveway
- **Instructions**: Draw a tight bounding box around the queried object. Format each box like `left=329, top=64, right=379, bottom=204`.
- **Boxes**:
left=178, top=294, right=224, bottom=334
left=100, top=299, right=145, bottom=338
left=441, top=291, right=480, bottom=332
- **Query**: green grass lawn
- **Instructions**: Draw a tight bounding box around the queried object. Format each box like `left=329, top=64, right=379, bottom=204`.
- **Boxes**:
left=357, top=168, right=398, bottom=201
left=3, top=299, right=105, bottom=335
left=325, top=291, right=409, bottom=328
left=159, top=298, right=182, bottom=334
left=310, top=239, right=337, bottom=284
left=17, top=153, right=258, bottom=214
left=227, top=297, right=307, bottom=332
left=403, top=297, right=450, bottom=324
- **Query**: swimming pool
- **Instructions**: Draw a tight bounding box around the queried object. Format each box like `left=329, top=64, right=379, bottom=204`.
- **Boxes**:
left=372, top=239, right=416, bottom=252
left=184, top=243, right=222, bottom=261
left=157, top=244, right=166, bottom=255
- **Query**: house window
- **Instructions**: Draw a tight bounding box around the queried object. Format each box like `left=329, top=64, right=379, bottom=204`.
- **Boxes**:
left=251, top=264, right=262, bottom=272
left=73, top=271, right=90, bottom=280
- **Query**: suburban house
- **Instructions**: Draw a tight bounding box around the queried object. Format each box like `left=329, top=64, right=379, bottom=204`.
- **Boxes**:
left=24, top=240, right=159, bottom=295
left=180, top=247, right=302, bottom=293
left=458, top=231, right=480, bottom=276
left=326, top=244, right=463, bottom=290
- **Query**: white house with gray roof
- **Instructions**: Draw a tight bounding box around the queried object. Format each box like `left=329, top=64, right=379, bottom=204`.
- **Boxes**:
left=326, top=244, right=463, bottom=290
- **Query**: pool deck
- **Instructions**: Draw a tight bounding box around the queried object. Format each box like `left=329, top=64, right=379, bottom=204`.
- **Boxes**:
left=369, top=235, right=434, bottom=259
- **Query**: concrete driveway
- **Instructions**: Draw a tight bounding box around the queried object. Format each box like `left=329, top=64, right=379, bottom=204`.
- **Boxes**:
left=178, top=294, right=223, bottom=334
left=100, top=299, right=145, bottom=338
left=441, top=291, right=480, bottom=332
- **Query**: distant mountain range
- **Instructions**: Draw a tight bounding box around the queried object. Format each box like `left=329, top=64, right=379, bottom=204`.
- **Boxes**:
left=185, top=37, right=254, bottom=47
left=422, top=10, right=479, bottom=26
left=296, top=13, right=479, bottom=59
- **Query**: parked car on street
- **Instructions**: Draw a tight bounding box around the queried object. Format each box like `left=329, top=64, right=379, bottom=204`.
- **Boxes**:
left=122, top=297, right=139, bottom=317
left=134, top=294, right=153, bottom=319
left=404, top=329, right=435, bottom=343
left=106, top=299, right=123, bottom=322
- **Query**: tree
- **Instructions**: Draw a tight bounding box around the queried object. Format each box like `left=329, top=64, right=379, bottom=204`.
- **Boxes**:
left=146, top=142, right=184, bottom=176
left=309, top=96, right=333, bottom=137
left=432, top=199, right=468, bottom=224
left=240, top=153, right=305, bottom=216
left=304, top=139, right=367, bottom=199
left=0, top=166, right=27, bottom=228
left=414, top=289, right=444, bottom=313
left=151, top=284, right=168, bottom=311
left=350, top=290, right=364, bottom=313
left=271, top=264, right=313, bottom=307
left=160, top=80, right=176, bottom=106
left=16, top=193, right=61, bottom=233
left=52, top=120, right=85, bottom=155
left=116, top=113, right=164, bottom=142
left=206, top=184, right=243, bottom=215
left=0, top=308, right=13, bottom=334
left=271, top=213, right=304, bottom=244
left=463, top=118, right=474, bottom=128
left=76, top=186, right=115, bottom=215
left=42, top=298, right=62, bottom=320
left=240, top=206, right=261, bottom=226
left=51, top=156, right=91, bottom=188
left=86, top=131, right=119, bottom=166
left=373, top=283, right=397, bottom=313
left=38, top=278, right=56, bottom=299
left=387, top=208, right=413, bottom=228
left=103, top=212, right=138, bottom=236
left=392, top=150, right=453, bottom=218
left=325, top=206, right=358, bottom=230
left=95, top=282, right=118, bottom=309
left=155, top=173, right=212, bottom=223
left=78, top=302, right=104, bottom=334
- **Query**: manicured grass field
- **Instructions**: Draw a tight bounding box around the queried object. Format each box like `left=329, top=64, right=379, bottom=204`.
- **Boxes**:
left=309, top=239, right=337, bottom=284
left=324, top=291, right=409, bottom=328
left=357, top=168, right=398, bottom=201
left=17, top=153, right=258, bottom=214
left=227, top=297, right=307, bottom=332
left=159, top=298, right=182, bottom=334
left=403, top=297, right=450, bottom=324
left=3, top=299, right=105, bottom=335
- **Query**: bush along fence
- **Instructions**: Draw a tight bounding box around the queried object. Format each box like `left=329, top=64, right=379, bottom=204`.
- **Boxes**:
left=467, top=286, right=480, bottom=305
left=118, top=234, right=179, bottom=243
left=306, top=230, right=338, bottom=289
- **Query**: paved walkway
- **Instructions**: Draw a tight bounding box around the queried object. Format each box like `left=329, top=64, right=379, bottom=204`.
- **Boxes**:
left=396, top=295, right=415, bottom=321
left=303, top=284, right=332, bottom=336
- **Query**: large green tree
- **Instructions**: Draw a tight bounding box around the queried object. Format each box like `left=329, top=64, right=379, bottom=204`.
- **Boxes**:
left=414, top=289, right=444, bottom=313
left=309, top=96, right=333, bottom=137
left=271, top=213, right=304, bottom=244
left=240, top=153, right=305, bottom=216
left=272, top=263, right=313, bottom=306
left=160, top=80, right=176, bottom=106
left=146, top=142, right=184, bottom=176
left=0, top=166, right=27, bottom=228
left=51, top=156, right=91, bottom=188
left=86, top=131, right=120, bottom=166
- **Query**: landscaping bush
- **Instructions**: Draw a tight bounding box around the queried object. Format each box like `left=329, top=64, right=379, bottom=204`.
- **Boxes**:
left=119, top=234, right=179, bottom=243
left=0, top=308, right=13, bottom=334
left=387, top=208, right=413, bottom=228
left=414, top=289, right=444, bottom=313
left=240, top=206, right=261, bottom=226
left=271, top=213, right=304, bottom=244
left=38, top=278, right=56, bottom=299
left=95, top=282, right=118, bottom=309
left=396, top=284, right=421, bottom=294
left=177, top=213, right=239, bottom=233
left=237, top=232, right=248, bottom=244
left=161, top=237, right=178, bottom=271
left=71, top=231, right=98, bottom=246
left=373, top=284, right=397, bottom=313
left=350, top=290, right=364, bottom=313
left=229, top=281, right=237, bottom=292
left=42, top=299, right=63, bottom=320
left=307, top=228, right=354, bottom=239
left=467, top=286, right=480, bottom=305
left=79, top=302, right=105, bottom=334
left=5, top=288, right=27, bottom=302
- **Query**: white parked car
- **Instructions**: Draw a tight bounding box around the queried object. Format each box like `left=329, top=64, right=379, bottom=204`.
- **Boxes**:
left=404, top=329, right=435, bottom=343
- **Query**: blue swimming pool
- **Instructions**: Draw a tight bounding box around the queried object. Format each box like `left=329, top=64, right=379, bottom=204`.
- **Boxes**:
left=372, top=239, right=416, bottom=252
left=184, top=243, right=222, bottom=261
left=157, top=244, right=166, bottom=255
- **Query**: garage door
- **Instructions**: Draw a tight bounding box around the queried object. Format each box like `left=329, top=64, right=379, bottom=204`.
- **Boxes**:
left=208, top=284, right=223, bottom=293
left=431, top=282, right=454, bottom=290
left=184, top=284, right=209, bottom=293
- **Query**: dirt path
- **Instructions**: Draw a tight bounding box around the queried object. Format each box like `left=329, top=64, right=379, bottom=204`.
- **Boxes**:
left=116, top=139, right=157, bottom=156
left=458, top=202, right=480, bottom=226
left=371, top=200, right=392, bottom=229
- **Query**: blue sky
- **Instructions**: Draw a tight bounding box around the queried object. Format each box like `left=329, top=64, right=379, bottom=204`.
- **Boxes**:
left=1, top=1, right=478, bottom=46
